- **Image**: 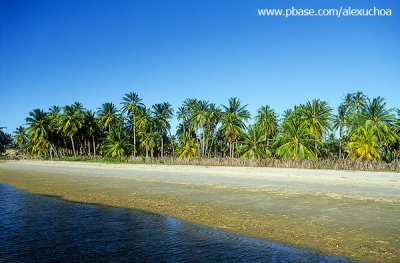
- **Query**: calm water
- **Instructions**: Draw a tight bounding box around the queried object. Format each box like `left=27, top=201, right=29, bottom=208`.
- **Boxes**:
left=0, top=183, right=351, bottom=262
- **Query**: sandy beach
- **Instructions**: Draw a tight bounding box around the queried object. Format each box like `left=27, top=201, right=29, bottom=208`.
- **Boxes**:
left=0, top=160, right=399, bottom=262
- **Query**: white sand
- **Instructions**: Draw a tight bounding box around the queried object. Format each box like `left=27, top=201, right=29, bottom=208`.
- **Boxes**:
left=2, top=160, right=398, bottom=199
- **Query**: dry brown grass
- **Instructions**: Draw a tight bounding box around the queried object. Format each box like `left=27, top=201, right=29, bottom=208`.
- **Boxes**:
left=3, top=153, right=399, bottom=172
left=126, top=157, right=400, bottom=172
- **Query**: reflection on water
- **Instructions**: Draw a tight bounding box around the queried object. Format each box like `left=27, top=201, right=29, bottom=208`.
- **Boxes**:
left=0, top=183, right=351, bottom=262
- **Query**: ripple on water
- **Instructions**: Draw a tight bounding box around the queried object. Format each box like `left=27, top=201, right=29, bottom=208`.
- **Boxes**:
left=0, top=183, right=352, bottom=262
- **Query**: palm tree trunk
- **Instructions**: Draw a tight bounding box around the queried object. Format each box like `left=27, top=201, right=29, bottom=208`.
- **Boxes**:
left=161, top=136, right=164, bottom=158
left=133, top=123, right=136, bottom=157
left=169, top=130, right=175, bottom=157
left=50, top=142, right=60, bottom=160
left=233, top=141, right=235, bottom=158
left=70, top=135, right=76, bottom=157
left=202, top=126, right=205, bottom=157
left=197, top=137, right=201, bottom=157
left=92, top=136, right=96, bottom=157
left=208, top=129, right=216, bottom=157
left=314, top=141, right=318, bottom=159
left=339, top=128, right=342, bottom=159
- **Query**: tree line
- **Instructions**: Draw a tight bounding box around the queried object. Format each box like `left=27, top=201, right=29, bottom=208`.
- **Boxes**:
left=4, top=91, right=400, bottom=163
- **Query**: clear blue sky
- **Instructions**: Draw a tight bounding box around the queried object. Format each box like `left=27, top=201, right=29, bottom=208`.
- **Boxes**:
left=1, top=0, right=399, bottom=133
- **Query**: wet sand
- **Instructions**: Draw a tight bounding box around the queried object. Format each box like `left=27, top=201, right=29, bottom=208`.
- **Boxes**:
left=0, top=160, right=399, bottom=262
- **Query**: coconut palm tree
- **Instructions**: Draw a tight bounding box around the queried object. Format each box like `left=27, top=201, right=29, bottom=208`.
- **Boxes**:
left=0, top=127, right=12, bottom=154
left=357, top=97, right=397, bottom=143
left=204, top=103, right=221, bottom=157
left=177, top=137, right=198, bottom=158
left=177, top=106, right=189, bottom=137
left=121, top=92, right=144, bottom=156
left=49, top=106, right=61, bottom=116
left=352, top=91, right=367, bottom=112
left=83, top=110, right=99, bottom=156
left=25, top=109, right=51, bottom=155
left=192, top=100, right=209, bottom=157
left=220, top=97, right=250, bottom=158
left=58, top=105, right=84, bottom=157
left=182, top=98, right=198, bottom=136
left=72, top=101, right=85, bottom=113
left=256, top=105, right=278, bottom=146
left=301, top=99, right=332, bottom=158
left=238, top=125, right=269, bottom=159
left=135, top=107, right=153, bottom=135
left=98, top=103, right=118, bottom=133
left=102, top=128, right=131, bottom=161
left=348, top=125, right=380, bottom=160
left=276, top=111, right=316, bottom=160
left=333, top=103, right=351, bottom=159
left=139, top=130, right=158, bottom=159
left=152, top=102, right=173, bottom=157
left=13, top=126, right=28, bottom=150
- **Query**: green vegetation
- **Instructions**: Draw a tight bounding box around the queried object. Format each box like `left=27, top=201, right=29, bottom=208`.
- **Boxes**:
left=0, top=127, right=13, bottom=154
left=8, top=91, right=400, bottom=167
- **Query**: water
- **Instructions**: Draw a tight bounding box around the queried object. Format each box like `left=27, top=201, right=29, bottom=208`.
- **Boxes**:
left=0, top=183, right=351, bottom=262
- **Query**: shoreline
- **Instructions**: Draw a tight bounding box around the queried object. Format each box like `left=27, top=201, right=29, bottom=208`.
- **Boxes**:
left=1, top=160, right=399, bottom=262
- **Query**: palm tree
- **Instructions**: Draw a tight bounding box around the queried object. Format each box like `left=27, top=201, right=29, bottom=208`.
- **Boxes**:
left=192, top=100, right=209, bottom=157
left=152, top=102, right=173, bottom=157
left=220, top=97, right=250, bottom=158
left=301, top=99, right=332, bottom=158
left=238, top=125, right=269, bottom=159
left=357, top=97, right=397, bottom=143
left=182, top=98, right=198, bottom=136
left=276, top=111, right=316, bottom=160
left=98, top=103, right=118, bottom=133
left=49, top=106, right=61, bottom=116
left=348, top=125, right=380, bottom=160
left=83, top=110, right=99, bottom=156
left=25, top=109, right=51, bottom=155
left=205, top=103, right=221, bottom=157
left=102, top=128, right=131, bottom=161
left=135, top=107, right=153, bottom=135
left=0, top=127, right=13, bottom=154
left=139, top=130, right=158, bottom=159
left=177, top=137, right=198, bottom=158
left=71, top=101, right=85, bottom=113
left=134, top=107, right=157, bottom=158
left=256, top=105, right=278, bottom=146
left=352, top=91, right=367, bottom=112
left=58, top=105, right=84, bottom=157
left=13, top=126, right=28, bottom=150
left=333, top=103, right=351, bottom=159
left=121, top=92, right=144, bottom=156
left=177, top=106, right=188, bottom=137
left=343, top=93, right=353, bottom=109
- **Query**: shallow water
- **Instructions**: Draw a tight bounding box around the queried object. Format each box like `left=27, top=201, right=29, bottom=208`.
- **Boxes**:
left=0, top=183, right=351, bottom=262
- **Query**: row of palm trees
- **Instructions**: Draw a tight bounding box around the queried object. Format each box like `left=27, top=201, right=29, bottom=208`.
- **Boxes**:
left=10, top=91, right=400, bottom=162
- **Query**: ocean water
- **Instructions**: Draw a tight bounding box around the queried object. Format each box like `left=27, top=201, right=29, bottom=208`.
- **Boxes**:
left=0, top=183, right=351, bottom=262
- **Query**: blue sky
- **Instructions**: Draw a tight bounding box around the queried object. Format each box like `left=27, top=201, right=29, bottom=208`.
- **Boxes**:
left=1, top=0, right=399, bottom=133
